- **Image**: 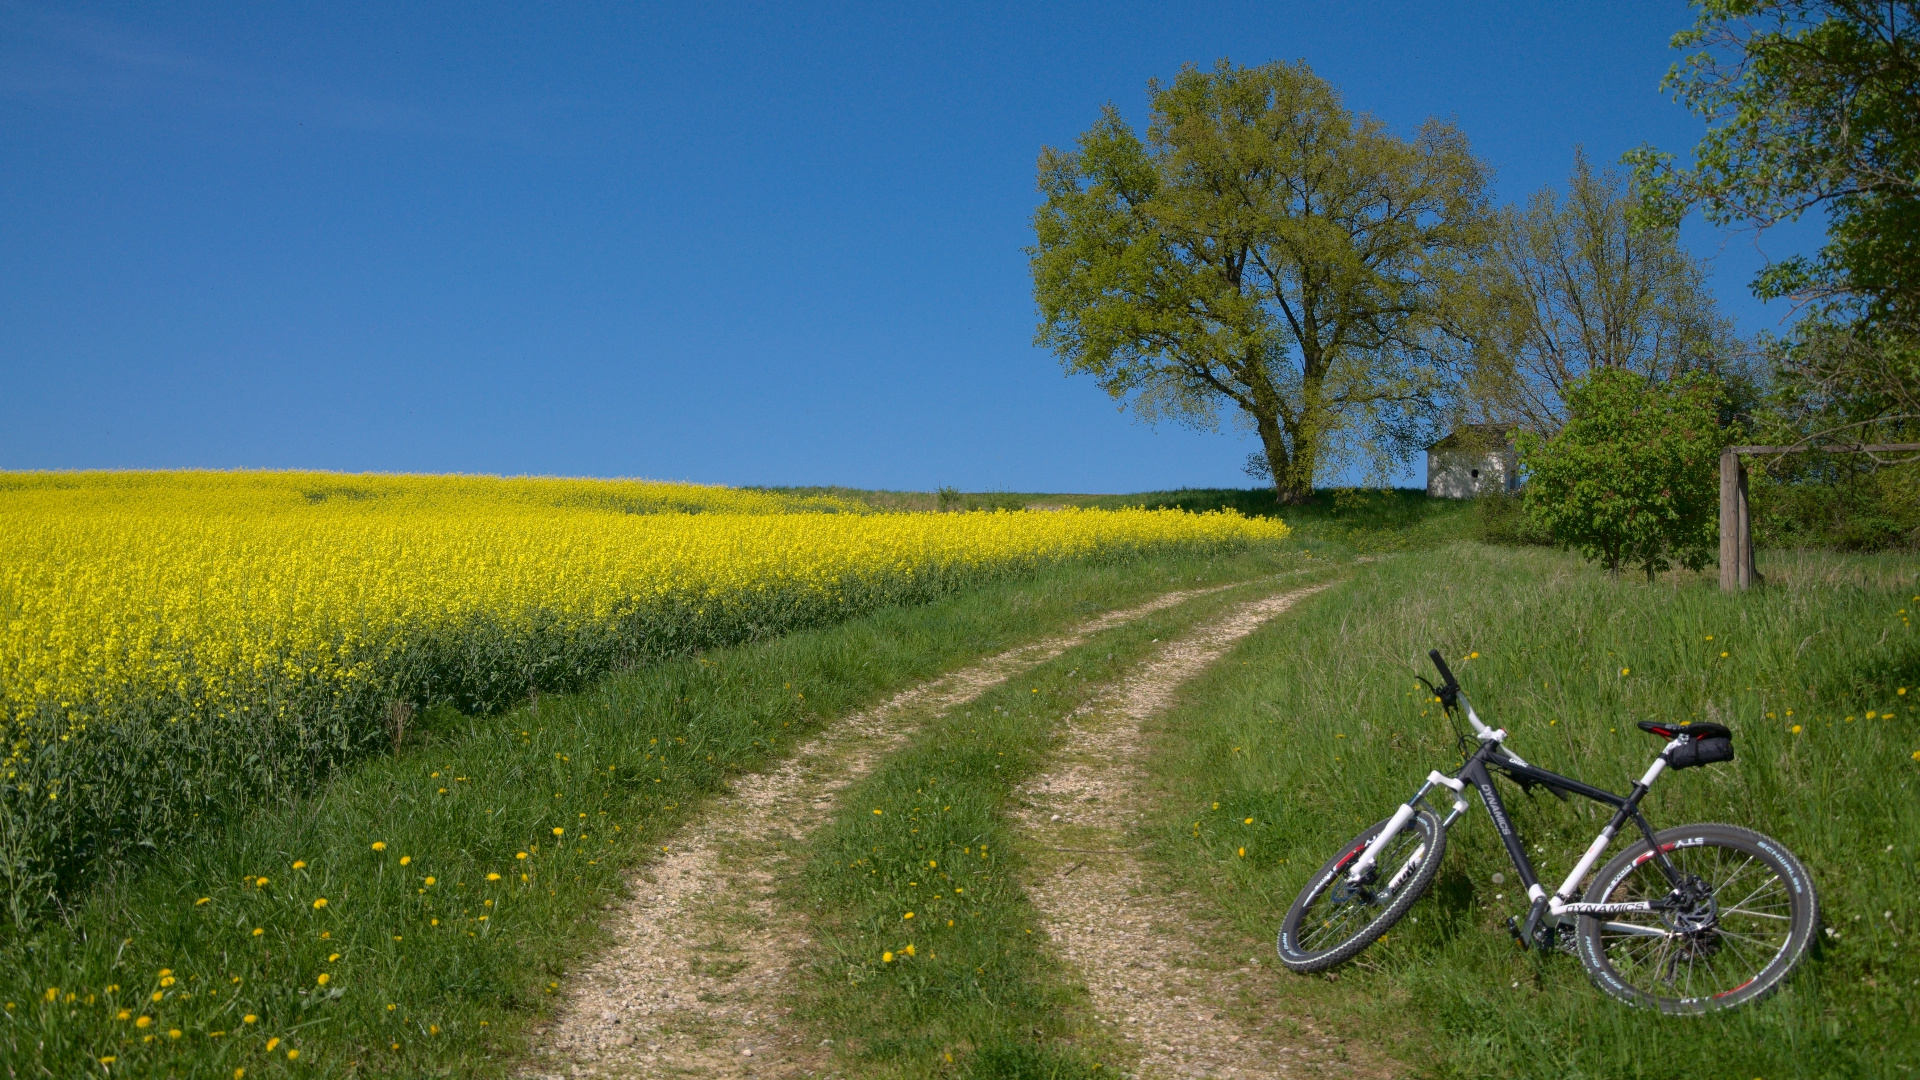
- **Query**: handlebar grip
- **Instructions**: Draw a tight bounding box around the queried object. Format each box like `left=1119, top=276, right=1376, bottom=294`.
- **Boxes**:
left=1428, top=649, right=1460, bottom=691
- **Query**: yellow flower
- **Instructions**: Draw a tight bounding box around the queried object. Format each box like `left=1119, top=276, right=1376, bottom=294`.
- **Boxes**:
left=117, top=1009, right=131, bottom=1020
left=168, top=1029, right=182, bottom=1039
left=42, top=987, right=56, bottom=1002
left=151, top=991, right=163, bottom=1002
left=1238, top=847, right=1246, bottom=857
left=904, top=944, right=916, bottom=956
left=195, top=897, right=211, bottom=906
left=135, top=1016, right=152, bottom=1028
left=1792, top=725, right=1803, bottom=734
left=882, top=951, right=894, bottom=963
left=255, top=877, right=269, bottom=888
left=287, top=1050, right=298, bottom=1061
left=159, top=976, right=175, bottom=987
left=1469, top=652, right=1479, bottom=659
left=371, top=841, right=386, bottom=852
left=312, top=897, right=328, bottom=909
left=292, top=860, right=306, bottom=869
left=327, top=952, right=340, bottom=961
left=243, top=1014, right=257, bottom=1024
left=1620, top=667, right=1630, bottom=676
left=486, top=873, right=501, bottom=881
left=235, top=1070, right=245, bottom=1079
left=516, top=851, right=528, bottom=860
left=399, top=856, right=411, bottom=865
left=903, top=912, right=914, bottom=920
left=1243, top=817, right=1254, bottom=824
left=252, top=927, right=264, bottom=936
left=552, top=828, right=564, bottom=836
left=316, top=974, right=329, bottom=986
left=266, top=1037, right=280, bottom=1051
left=1721, top=652, right=1729, bottom=658
left=429, top=1024, right=440, bottom=1035
left=424, top=877, right=436, bottom=886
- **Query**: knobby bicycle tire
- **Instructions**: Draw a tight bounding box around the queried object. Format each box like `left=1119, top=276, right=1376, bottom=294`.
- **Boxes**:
left=1277, top=807, right=1444, bottom=973
left=1576, top=822, right=1817, bottom=1013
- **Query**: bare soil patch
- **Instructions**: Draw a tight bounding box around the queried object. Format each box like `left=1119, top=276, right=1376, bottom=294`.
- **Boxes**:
left=524, top=582, right=1249, bottom=1079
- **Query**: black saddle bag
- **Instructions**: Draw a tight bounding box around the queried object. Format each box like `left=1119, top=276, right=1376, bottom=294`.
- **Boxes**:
left=1667, top=734, right=1734, bottom=769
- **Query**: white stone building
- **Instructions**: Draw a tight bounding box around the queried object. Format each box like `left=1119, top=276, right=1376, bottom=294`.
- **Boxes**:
left=1426, top=425, right=1520, bottom=499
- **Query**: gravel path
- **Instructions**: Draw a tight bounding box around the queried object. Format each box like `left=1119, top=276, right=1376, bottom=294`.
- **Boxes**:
left=1015, top=586, right=1396, bottom=1079
left=524, top=582, right=1250, bottom=1079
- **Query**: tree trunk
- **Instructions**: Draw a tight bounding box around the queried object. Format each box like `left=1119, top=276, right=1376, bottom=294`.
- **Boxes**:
left=1254, top=413, right=1313, bottom=505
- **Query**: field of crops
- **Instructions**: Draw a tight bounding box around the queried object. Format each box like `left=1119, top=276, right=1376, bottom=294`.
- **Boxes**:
left=0, top=471, right=1287, bottom=923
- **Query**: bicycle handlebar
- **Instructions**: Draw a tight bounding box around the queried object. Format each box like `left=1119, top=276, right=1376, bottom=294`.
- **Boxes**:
left=1428, top=650, right=1460, bottom=694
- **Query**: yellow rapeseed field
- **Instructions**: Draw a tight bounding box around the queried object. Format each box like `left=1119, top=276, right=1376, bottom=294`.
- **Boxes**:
left=0, top=470, right=1286, bottom=907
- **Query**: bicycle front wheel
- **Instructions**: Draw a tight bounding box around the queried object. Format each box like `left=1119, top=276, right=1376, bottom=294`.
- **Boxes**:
left=1277, top=806, right=1444, bottom=973
left=1576, top=823, right=1817, bottom=1013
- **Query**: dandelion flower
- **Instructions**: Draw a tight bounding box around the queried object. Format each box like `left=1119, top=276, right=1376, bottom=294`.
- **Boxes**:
left=424, top=877, right=435, bottom=886
left=371, top=842, right=386, bottom=852
left=1792, top=725, right=1803, bottom=734
left=195, top=897, right=211, bottom=906
left=1721, top=652, right=1729, bottom=658
left=316, top=974, right=329, bottom=986
left=904, top=944, right=916, bottom=956
left=1238, top=847, right=1246, bottom=857
left=252, top=928, right=264, bottom=936
left=1243, top=817, right=1254, bottom=825
left=552, top=827, right=564, bottom=836
left=903, top=912, right=914, bottom=920
left=243, top=1014, right=257, bottom=1024
left=135, top=1016, right=152, bottom=1028
left=117, top=1009, right=131, bottom=1020
left=292, top=861, right=306, bottom=869
left=882, top=951, right=894, bottom=963
left=1620, top=667, right=1630, bottom=676
left=168, top=1029, right=182, bottom=1039
left=516, top=852, right=528, bottom=860
left=486, top=873, right=501, bottom=881
left=312, top=897, right=328, bottom=909
left=327, top=952, right=340, bottom=961
left=266, top=1037, right=280, bottom=1052
left=151, top=991, right=163, bottom=1002
left=255, top=877, right=269, bottom=888
left=399, top=855, right=411, bottom=866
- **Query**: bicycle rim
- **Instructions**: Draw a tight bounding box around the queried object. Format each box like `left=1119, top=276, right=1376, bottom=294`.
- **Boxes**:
left=1579, top=826, right=1814, bottom=1012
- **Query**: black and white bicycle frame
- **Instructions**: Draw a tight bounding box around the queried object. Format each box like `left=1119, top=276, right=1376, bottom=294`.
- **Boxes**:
left=1347, top=687, right=1696, bottom=947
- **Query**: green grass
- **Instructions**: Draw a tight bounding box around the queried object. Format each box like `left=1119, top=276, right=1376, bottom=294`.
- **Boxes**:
left=1136, top=542, right=1920, bottom=1078
left=0, top=547, right=1296, bottom=1079
left=781, top=570, right=1333, bottom=1079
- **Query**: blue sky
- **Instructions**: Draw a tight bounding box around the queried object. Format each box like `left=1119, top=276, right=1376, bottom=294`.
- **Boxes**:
left=0, top=1, right=1816, bottom=492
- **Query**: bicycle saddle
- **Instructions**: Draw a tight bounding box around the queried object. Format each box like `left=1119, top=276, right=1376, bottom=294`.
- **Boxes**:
left=1638, top=720, right=1731, bottom=740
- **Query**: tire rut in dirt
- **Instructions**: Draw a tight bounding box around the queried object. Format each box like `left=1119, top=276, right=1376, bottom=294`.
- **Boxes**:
left=522, top=581, right=1254, bottom=1079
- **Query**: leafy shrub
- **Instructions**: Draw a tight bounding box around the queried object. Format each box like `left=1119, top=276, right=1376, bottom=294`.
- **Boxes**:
left=1516, top=369, right=1725, bottom=579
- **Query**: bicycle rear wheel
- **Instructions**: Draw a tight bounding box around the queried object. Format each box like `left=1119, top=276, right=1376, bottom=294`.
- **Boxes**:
left=1277, top=807, right=1444, bottom=973
left=1575, top=823, right=1817, bottom=1013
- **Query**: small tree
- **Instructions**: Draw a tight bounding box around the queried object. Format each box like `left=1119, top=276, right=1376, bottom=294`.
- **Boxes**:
left=1517, top=368, right=1725, bottom=580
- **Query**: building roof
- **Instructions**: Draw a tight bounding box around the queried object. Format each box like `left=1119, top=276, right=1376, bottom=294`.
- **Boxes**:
left=1427, top=424, right=1516, bottom=451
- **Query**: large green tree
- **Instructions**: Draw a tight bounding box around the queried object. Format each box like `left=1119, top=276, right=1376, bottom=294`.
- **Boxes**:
left=1029, top=60, right=1493, bottom=502
left=1464, top=151, right=1746, bottom=434
left=1627, top=1, right=1920, bottom=454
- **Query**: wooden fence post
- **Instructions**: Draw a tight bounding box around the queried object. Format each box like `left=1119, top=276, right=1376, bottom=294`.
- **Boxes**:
left=1719, top=448, right=1739, bottom=591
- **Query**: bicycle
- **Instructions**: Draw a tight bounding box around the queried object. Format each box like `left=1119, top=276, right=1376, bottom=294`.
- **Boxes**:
left=1275, top=650, right=1818, bottom=1013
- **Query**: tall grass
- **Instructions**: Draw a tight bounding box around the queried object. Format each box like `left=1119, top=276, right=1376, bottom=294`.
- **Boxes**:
left=1141, top=543, right=1919, bottom=1077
